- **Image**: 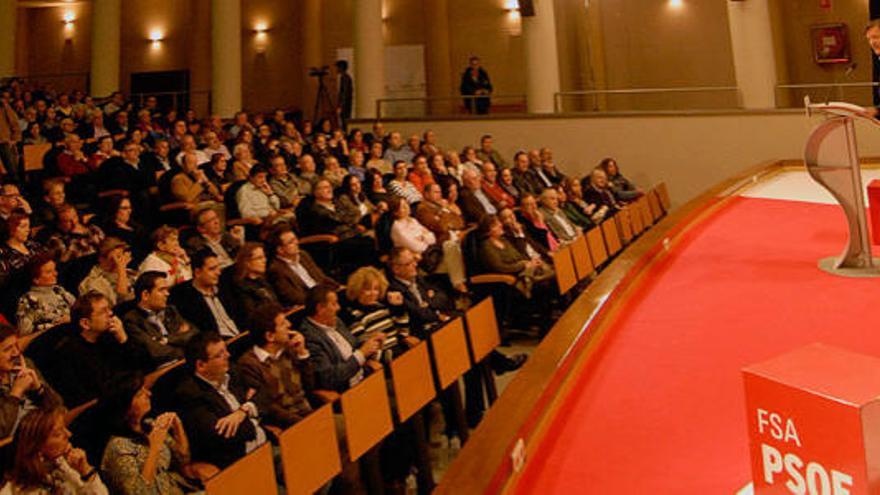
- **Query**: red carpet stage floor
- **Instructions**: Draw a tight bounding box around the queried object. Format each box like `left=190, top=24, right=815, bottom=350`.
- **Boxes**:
left=515, top=196, right=880, bottom=494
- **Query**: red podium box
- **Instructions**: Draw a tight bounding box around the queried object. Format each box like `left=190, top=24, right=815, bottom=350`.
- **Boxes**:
left=743, top=344, right=880, bottom=494
left=867, top=179, right=880, bottom=245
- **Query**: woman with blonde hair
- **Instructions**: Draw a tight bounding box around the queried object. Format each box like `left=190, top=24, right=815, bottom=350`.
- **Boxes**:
left=341, top=267, right=409, bottom=356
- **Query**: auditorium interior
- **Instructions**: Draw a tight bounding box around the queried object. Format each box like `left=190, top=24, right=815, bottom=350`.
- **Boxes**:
left=1, top=0, right=880, bottom=494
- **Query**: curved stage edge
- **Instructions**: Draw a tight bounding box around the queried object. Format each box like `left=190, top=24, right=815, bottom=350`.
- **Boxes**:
left=434, top=159, right=796, bottom=494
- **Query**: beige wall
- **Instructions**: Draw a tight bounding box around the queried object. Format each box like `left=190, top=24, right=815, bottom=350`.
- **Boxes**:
left=775, top=0, right=873, bottom=106
left=378, top=111, right=880, bottom=207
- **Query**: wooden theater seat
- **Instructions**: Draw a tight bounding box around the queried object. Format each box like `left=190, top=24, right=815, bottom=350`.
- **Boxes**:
left=636, top=197, right=653, bottom=228
left=616, top=208, right=634, bottom=244
left=552, top=243, right=577, bottom=295
left=569, top=234, right=594, bottom=281
left=629, top=204, right=645, bottom=235
left=279, top=404, right=342, bottom=495
left=340, top=371, right=395, bottom=461
left=430, top=318, right=472, bottom=390
left=23, top=143, right=51, bottom=172
left=205, top=443, right=276, bottom=495
left=647, top=189, right=663, bottom=221
left=601, top=219, right=622, bottom=256
left=656, top=181, right=671, bottom=211
left=464, top=297, right=502, bottom=364
left=586, top=226, right=609, bottom=268
left=390, top=342, right=436, bottom=422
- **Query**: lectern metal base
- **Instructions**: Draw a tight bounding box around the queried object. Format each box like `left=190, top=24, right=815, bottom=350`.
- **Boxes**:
left=817, top=256, right=880, bottom=278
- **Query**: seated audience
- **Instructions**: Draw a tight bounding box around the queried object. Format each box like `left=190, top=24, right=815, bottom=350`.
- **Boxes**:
left=475, top=134, right=507, bottom=169
left=223, top=243, right=280, bottom=326
left=16, top=255, right=76, bottom=336
left=0, top=183, right=32, bottom=222
left=499, top=208, right=551, bottom=263
left=184, top=207, right=242, bottom=269
left=3, top=407, right=109, bottom=494
left=562, top=177, right=605, bottom=226
left=364, top=168, right=391, bottom=206
left=294, top=154, right=319, bottom=196
left=415, top=183, right=466, bottom=245
left=34, top=179, right=66, bottom=228
left=78, top=237, right=135, bottom=307
left=100, top=379, right=193, bottom=495
left=267, top=227, right=340, bottom=308
left=497, top=167, right=521, bottom=205
left=337, top=174, right=383, bottom=229
left=539, top=188, right=582, bottom=243
left=174, top=332, right=267, bottom=469
left=383, top=132, right=414, bottom=165
left=237, top=303, right=314, bottom=429
left=600, top=157, right=643, bottom=202
left=387, top=160, right=423, bottom=205
left=41, top=204, right=105, bottom=263
left=321, top=156, right=347, bottom=189
left=138, top=226, right=192, bottom=285
left=386, top=248, right=455, bottom=337
left=518, top=193, right=559, bottom=252
left=458, top=168, right=499, bottom=223
left=407, top=155, right=435, bottom=194
left=170, top=249, right=240, bottom=338
left=478, top=215, right=555, bottom=299
left=341, top=267, right=409, bottom=354
left=99, top=196, right=148, bottom=262
left=267, top=154, right=302, bottom=209
left=170, top=152, right=223, bottom=205
left=366, top=141, right=391, bottom=174
left=52, top=292, right=142, bottom=407
left=581, top=168, right=622, bottom=216
left=429, top=153, right=459, bottom=194
left=236, top=164, right=291, bottom=226
left=556, top=186, right=594, bottom=230
left=389, top=197, right=467, bottom=294
left=0, top=213, right=44, bottom=292
left=0, top=324, right=61, bottom=438
left=230, top=143, right=257, bottom=182
left=123, top=271, right=198, bottom=367
left=480, top=162, right=514, bottom=209
left=299, top=285, right=385, bottom=393
left=201, top=153, right=234, bottom=195
left=535, top=147, right=566, bottom=187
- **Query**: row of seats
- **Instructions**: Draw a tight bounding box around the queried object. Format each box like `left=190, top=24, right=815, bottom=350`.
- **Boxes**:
left=199, top=182, right=671, bottom=494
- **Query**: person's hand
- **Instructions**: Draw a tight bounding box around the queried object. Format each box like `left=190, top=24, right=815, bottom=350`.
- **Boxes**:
left=111, top=249, right=130, bottom=273
left=386, top=291, right=404, bottom=306
left=438, top=313, right=451, bottom=322
left=66, top=447, right=92, bottom=476
left=108, top=316, right=127, bottom=343
left=288, top=330, right=308, bottom=358
left=10, top=368, right=40, bottom=398
left=214, top=409, right=247, bottom=438
left=230, top=225, right=246, bottom=243
left=358, top=334, right=384, bottom=358
left=148, top=413, right=173, bottom=447
left=377, top=201, right=388, bottom=212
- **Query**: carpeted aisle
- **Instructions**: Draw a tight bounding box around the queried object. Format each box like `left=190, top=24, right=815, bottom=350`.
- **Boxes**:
left=515, top=197, right=880, bottom=494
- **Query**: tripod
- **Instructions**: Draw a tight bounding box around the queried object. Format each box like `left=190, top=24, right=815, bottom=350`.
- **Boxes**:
left=312, top=73, right=339, bottom=126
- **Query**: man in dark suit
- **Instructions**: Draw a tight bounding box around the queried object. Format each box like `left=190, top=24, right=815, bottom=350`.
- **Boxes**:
left=459, top=56, right=492, bottom=115
left=170, top=250, right=240, bottom=338
left=266, top=226, right=340, bottom=307
left=97, top=139, right=155, bottom=214
left=299, top=285, right=384, bottom=393
left=123, top=271, right=198, bottom=368
left=174, top=332, right=267, bottom=469
left=335, top=60, right=354, bottom=128
left=511, top=151, right=544, bottom=196
left=458, top=168, right=500, bottom=224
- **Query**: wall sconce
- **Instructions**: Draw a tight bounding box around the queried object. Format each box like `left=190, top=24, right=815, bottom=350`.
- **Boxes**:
left=668, top=0, right=684, bottom=9
left=148, top=29, right=164, bottom=49
left=62, top=12, right=76, bottom=40
left=253, top=22, right=269, bottom=54
left=503, top=0, right=521, bottom=36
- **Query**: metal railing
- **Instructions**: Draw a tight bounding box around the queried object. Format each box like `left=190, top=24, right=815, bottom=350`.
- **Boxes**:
left=775, top=82, right=879, bottom=109
left=375, top=93, right=528, bottom=119
left=554, top=86, right=741, bottom=113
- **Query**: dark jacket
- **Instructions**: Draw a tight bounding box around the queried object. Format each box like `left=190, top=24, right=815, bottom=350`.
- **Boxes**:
left=169, top=281, right=236, bottom=337
left=173, top=372, right=261, bottom=469
left=123, top=304, right=198, bottom=367
left=458, top=188, right=499, bottom=224
left=386, top=275, right=455, bottom=338
left=299, top=317, right=362, bottom=393
left=267, top=253, right=339, bottom=308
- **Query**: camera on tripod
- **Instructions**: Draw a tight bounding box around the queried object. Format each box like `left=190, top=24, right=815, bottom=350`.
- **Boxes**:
left=309, top=66, right=330, bottom=77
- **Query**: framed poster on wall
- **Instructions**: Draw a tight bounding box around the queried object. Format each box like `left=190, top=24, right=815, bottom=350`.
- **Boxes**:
left=811, top=23, right=851, bottom=64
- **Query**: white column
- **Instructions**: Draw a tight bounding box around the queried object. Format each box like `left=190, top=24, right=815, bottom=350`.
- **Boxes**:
left=523, top=0, right=561, bottom=114
left=0, top=0, right=15, bottom=78
left=354, top=0, right=385, bottom=119
left=211, top=0, right=242, bottom=118
left=90, top=0, right=121, bottom=97
left=727, top=0, right=777, bottom=109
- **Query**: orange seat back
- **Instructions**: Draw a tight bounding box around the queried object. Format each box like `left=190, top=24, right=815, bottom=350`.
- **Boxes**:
left=279, top=404, right=342, bottom=495
left=206, top=443, right=277, bottom=495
